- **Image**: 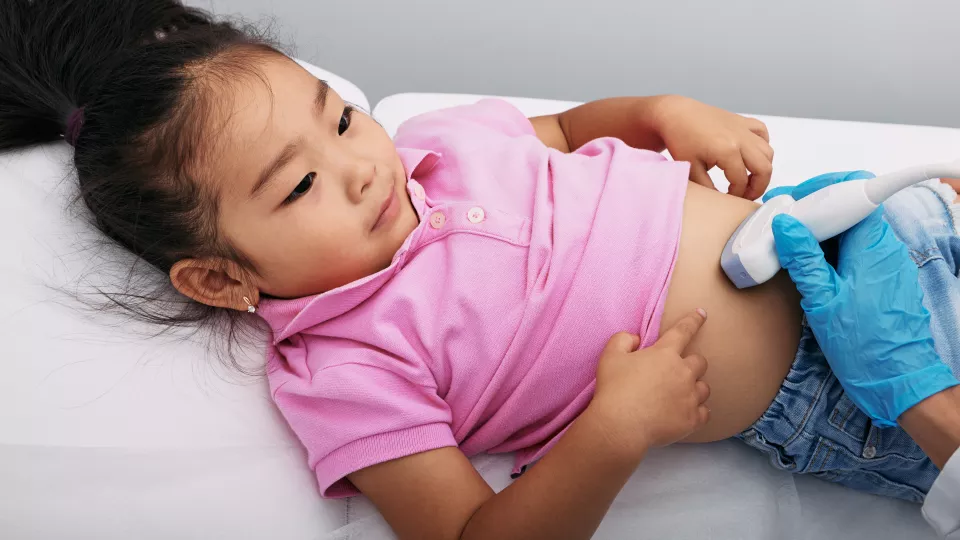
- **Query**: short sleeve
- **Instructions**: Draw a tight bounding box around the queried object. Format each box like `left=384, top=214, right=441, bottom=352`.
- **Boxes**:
left=270, top=350, right=456, bottom=498
left=394, top=98, right=536, bottom=151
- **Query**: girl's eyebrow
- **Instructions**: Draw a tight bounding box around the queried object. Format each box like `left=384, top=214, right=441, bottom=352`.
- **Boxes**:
left=313, top=79, right=329, bottom=116
left=250, top=80, right=329, bottom=199
left=251, top=137, right=303, bottom=199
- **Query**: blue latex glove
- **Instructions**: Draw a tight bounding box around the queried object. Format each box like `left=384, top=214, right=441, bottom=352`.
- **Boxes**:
left=772, top=191, right=960, bottom=426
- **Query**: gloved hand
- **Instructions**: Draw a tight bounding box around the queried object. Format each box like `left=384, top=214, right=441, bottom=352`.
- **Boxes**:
left=771, top=178, right=960, bottom=426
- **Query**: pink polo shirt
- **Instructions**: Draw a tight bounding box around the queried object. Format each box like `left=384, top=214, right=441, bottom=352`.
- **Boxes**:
left=260, top=99, right=690, bottom=497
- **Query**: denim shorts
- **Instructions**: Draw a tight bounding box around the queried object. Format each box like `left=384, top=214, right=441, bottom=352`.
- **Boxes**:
left=736, top=180, right=960, bottom=503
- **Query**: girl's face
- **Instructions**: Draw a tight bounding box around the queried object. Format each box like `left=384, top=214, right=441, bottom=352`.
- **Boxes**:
left=179, top=55, right=418, bottom=303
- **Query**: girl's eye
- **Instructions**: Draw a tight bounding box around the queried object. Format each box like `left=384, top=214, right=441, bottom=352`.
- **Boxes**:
left=284, top=172, right=315, bottom=205
left=338, top=106, right=354, bottom=136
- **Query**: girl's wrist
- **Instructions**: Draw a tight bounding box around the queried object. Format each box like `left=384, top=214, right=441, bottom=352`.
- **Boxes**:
left=642, top=94, right=689, bottom=153
left=898, top=385, right=960, bottom=468
left=580, top=401, right=651, bottom=466
left=645, top=94, right=683, bottom=134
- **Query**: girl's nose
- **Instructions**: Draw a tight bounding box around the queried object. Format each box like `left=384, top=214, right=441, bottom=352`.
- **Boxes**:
left=341, top=157, right=374, bottom=204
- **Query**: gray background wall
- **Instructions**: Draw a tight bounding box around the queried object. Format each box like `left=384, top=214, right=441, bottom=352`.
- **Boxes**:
left=192, top=0, right=959, bottom=127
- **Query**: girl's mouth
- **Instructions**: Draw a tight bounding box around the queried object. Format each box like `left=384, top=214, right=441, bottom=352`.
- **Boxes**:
left=372, top=187, right=399, bottom=232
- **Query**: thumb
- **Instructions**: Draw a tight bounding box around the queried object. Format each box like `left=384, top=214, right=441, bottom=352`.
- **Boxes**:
left=771, top=214, right=840, bottom=310
left=604, top=332, right=641, bottom=355
left=837, top=207, right=907, bottom=277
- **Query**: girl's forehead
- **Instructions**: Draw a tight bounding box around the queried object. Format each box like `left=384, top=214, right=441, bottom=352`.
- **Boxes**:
left=220, top=57, right=330, bottom=140
left=205, top=58, right=332, bottom=200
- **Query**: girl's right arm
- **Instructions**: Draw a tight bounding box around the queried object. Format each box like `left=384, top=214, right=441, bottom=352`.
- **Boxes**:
left=350, top=310, right=712, bottom=540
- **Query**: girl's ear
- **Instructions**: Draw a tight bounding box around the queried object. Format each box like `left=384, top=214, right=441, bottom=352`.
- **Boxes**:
left=169, top=258, right=259, bottom=311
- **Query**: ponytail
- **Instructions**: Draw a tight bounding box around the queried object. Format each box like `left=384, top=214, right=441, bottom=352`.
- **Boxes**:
left=0, top=0, right=284, bottom=373
left=1, top=0, right=212, bottom=149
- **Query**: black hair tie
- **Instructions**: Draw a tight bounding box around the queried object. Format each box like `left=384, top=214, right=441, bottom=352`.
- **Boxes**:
left=65, top=107, right=85, bottom=146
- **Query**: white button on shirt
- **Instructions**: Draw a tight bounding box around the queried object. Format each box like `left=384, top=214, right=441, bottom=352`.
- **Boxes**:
left=430, top=212, right=446, bottom=229
left=467, top=207, right=485, bottom=224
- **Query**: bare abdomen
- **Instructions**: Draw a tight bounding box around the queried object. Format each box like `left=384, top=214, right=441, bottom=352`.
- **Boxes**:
left=661, top=183, right=804, bottom=442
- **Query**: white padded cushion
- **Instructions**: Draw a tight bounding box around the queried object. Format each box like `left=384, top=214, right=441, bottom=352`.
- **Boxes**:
left=0, top=59, right=363, bottom=539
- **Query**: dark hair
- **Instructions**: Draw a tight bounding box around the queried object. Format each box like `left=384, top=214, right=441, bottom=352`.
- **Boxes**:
left=0, top=0, right=285, bottom=373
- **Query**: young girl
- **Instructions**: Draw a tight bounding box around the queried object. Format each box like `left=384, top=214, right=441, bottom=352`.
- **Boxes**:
left=4, top=1, right=958, bottom=538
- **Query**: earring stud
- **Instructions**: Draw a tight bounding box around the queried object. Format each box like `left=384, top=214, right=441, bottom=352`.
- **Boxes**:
left=243, top=296, right=257, bottom=314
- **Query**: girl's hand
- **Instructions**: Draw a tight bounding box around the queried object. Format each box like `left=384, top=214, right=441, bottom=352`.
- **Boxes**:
left=588, top=310, right=711, bottom=457
left=655, top=96, right=774, bottom=200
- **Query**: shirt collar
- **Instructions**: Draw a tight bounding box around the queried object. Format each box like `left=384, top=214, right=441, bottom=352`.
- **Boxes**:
left=257, top=146, right=441, bottom=342
left=398, top=146, right=441, bottom=179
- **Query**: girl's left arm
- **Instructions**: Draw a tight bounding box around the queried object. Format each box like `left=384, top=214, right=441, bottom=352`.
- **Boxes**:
left=530, top=96, right=775, bottom=200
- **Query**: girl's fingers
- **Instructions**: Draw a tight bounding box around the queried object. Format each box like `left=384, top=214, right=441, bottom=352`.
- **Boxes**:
left=757, top=138, right=774, bottom=163
left=741, top=143, right=773, bottom=200
left=698, top=405, right=711, bottom=426
left=744, top=117, right=770, bottom=142
left=685, top=354, right=709, bottom=380
left=688, top=161, right=717, bottom=190
left=604, top=332, right=641, bottom=355
left=695, top=380, right=711, bottom=403
left=716, top=151, right=749, bottom=198
left=656, top=310, right=708, bottom=354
